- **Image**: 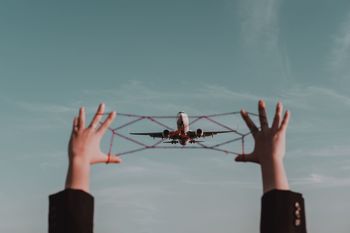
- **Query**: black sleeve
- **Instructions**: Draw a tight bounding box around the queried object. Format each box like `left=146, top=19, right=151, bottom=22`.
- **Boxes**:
left=49, top=189, right=94, bottom=233
left=260, top=189, right=307, bottom=233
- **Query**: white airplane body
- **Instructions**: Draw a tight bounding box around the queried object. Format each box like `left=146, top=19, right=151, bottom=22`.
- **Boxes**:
left=130, top=112, right=234, bottom=145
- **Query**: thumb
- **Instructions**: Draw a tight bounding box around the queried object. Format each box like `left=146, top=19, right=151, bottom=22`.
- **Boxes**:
left=235, top=153, right=257, bottom=163
left=92, top=153, right=122, bottom=164
left=106, top=154, right=122, bottom=164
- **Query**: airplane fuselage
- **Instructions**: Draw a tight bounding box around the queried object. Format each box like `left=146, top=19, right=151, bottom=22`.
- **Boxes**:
left=176, top=112, right=190, bottom=145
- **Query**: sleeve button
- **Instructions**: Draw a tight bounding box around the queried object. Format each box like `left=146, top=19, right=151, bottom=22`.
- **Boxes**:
left=295, top=219, right=301, bottom=226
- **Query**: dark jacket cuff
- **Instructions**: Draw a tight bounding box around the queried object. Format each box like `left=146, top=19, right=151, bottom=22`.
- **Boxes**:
left=49, top=189, right=94, bottom=233
left=260, top=189, right=307, bottom=233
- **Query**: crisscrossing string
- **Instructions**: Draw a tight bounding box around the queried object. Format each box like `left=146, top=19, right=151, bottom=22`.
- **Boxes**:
left=100, top=112, right=259, bottom=158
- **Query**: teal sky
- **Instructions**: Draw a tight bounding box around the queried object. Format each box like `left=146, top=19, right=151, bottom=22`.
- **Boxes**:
left=1, top=0, right=350, bottom=232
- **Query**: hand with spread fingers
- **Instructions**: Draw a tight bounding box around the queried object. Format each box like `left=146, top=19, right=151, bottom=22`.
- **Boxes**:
left=235, top=100, right=290, bottom=193
left=65, top=103, right=122, bottom=193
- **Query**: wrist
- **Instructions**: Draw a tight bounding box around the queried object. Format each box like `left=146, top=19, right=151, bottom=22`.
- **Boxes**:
left=260, top=156, right=284, bottom=168
left=69, top=155, right=90, bottom=166
left=260, top=157, right=289, bottom=193
left=65, top=156, right=91, bottom=193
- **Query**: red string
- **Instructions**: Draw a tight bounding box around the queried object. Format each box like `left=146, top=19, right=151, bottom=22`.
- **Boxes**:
left=101, top=112, right=257, bottom=157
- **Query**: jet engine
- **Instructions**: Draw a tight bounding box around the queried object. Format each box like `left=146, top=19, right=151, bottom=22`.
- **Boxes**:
left=162, top=129, right=170, bottom=138
left=196, top=128, right=203, bottom=137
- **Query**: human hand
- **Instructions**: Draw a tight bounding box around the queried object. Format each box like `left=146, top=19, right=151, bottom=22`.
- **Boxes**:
left=65, top=103, right=121, bottom=192
left=68, top=103, right=121, bottom=165
left=235, top=100, right=290, bottom=165
left=235, top=100, right=290, bottom=193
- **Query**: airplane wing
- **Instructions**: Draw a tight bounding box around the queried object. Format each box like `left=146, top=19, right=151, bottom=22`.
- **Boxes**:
left=130, top=132, right=164, bottom=138
left=202, top=130, right=236, bottom=137
left=187, top=130, right=236, bottom=138
left=130, top=131, right=180, bottom=139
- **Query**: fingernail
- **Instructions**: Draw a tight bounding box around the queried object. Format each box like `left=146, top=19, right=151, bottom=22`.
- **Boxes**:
left=259, top=100, right=265, bottom=107
left=276, top=102, right=281, bottom=109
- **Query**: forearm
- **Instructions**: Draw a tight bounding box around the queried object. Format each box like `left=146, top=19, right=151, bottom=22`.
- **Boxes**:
left=260, top=159, right=289, bottom=193
left=65, top=158, right=91, bottom=193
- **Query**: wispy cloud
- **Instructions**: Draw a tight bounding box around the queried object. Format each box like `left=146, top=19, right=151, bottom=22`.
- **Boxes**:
left=117, top=82, right=264, bottom=102
left=237, top=0, right=292, bottom=84
left=181, top=179, right=258, bottom=189
left=239, top=0, right=280, bottom=49
left=21, top=81, right=345, bottom=137
left=194, top=84, right=269, bottom=101
left=96, top=185, right=172, bottom=206
left=81, top=81, right=265, bottom=115
left=329, top=12, right=350, bottom=78
left=291, top=173, right=350, bottom=188
left=276, top=85, right=350, bottom=134
left=290, top=145, right=350, bottom=158
left=13, top=81, right=350, bottom=137
left=282, top=86, right=350, bottom=108
left=287, top=143, right=350, bottom=180
left=24, top=82, right=350, bottom=118
left=94, top=157, right=186, bottom=182
left=14, top=101, right=76, bottom=114
left=6, top=100, right=78, bottom=131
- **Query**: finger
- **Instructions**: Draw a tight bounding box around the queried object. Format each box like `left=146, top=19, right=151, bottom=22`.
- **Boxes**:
left=271, top=101, right=283, bottom=131
left=234, top=153, right=258, bottom=163
left=72, top=116, right=78, bottom=133
left=279, top=110, right=290, bottom=132
left=78, top=107, right=86, bottom=131
left=89, top=103, right=105, bottom=129
left=258, top=100, right=269, bottom=130
left=98, top=111, right=116, bottom=135
left=240, top=109, right=259, bottom=135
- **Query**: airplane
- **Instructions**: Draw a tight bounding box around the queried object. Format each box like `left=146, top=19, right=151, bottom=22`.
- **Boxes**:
left=130, top=112, right=235, bottom=145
